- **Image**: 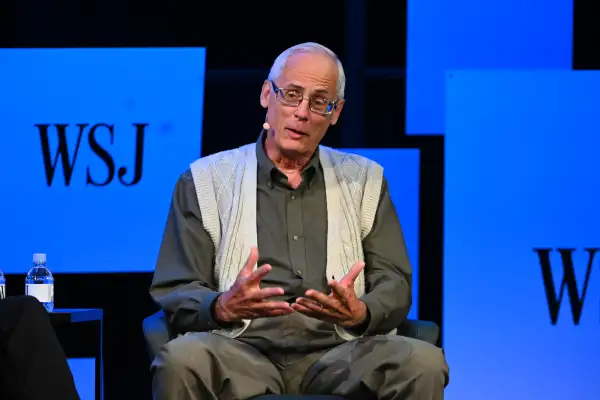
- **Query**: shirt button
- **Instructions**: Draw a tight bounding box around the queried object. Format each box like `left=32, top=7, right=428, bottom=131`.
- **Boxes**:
left=291, top=195, right=296, bottom=200
left=296, top=270, right=302, bottom=276
left=293, top=235, right=299, bottom=241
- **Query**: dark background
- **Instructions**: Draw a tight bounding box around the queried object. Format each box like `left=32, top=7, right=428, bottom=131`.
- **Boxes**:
left=1, top=0, right=598, bottom=398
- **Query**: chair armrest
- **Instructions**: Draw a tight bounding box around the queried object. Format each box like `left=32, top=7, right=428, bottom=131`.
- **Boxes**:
left=397, top=318, right=440, bottom=346
left=142, top=309, right=173, bottom=362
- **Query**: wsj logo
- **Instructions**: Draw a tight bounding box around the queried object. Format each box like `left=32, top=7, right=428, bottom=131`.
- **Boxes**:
left=534, top=248, right=597, bottom=325
left=35, top=123, right=148, bottom=187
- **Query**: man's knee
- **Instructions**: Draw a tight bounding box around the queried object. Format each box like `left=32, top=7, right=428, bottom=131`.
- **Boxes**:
left=152, top=332, right=215, bottom=374
left=152, top=332, right=285, bottom=399
left=397, top=337, right=449, bottom=386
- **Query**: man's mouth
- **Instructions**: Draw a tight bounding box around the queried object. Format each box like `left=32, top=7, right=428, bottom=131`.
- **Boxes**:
left=286, top=128, right=308, bottom=136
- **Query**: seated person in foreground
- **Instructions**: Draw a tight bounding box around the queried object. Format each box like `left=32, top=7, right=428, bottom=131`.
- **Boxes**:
left=0, top=295, right=79, bottom=400
left=150, top=42, right=449, bottom=400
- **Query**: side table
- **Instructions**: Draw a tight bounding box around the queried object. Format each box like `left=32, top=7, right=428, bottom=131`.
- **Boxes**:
left=50, top=309, right=104, bottom=400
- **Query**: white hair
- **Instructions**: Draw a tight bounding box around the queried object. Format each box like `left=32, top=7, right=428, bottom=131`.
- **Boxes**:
left=267, top=42, right=346, bottom=99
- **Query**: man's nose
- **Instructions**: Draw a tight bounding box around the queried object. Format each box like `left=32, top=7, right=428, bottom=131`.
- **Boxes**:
left=294, top=98, right=310, bottom=120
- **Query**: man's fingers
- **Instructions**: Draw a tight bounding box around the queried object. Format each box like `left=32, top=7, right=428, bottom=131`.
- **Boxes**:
left=263, top=308, right=295, bottom=317
left=304, top=290, right=340, bottom=311
left=239, top=247, right=259, bottom=277
left=255, top=300, right=293, bottom=311
left=291, top=302, right=318, bottom=317
left=328, top=281, right=350, bottom=304
left=246, top=287, right=284, bottom=301
left=295, top=297, right=323, bottom=310
left=292, top=300, right=344, bottom=321
left=245, top=264, right=272, bottom=284
left=296, top=296, right=346, bottom=318
left=339, top=261, right=365, bottom=286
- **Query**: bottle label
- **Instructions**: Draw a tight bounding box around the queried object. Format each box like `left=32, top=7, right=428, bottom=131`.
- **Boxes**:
left=25, top=284, right=53, bottom=303
left=0, top=284, right=5, bottom=299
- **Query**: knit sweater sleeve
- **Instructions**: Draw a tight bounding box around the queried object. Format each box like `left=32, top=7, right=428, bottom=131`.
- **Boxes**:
left=361, top=177, right=412, bottom=335
left=337, top=177, right=413, bottom=338
left=149, top=171, right=235, bottom=334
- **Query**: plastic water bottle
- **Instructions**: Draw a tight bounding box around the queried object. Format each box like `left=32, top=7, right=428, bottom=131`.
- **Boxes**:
left=0, top=268, right=5, bottom=299
left=25, top=253, right=54, bottom=311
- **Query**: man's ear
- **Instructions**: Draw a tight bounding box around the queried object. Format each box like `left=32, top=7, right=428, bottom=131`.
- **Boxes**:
left=260, top=80, right=270, bottom=109
left=330, top=99, right=345, bottom=125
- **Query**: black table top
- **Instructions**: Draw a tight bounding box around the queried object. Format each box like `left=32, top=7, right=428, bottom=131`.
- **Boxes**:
left=49, top=308, right=103, bottom=324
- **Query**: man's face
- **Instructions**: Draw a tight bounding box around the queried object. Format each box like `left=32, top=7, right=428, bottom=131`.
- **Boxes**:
left=260, top=52, right=344, bottom=158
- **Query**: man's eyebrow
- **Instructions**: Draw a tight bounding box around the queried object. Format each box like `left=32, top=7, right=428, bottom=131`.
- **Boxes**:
left=285, top=83, right=332, bottom=95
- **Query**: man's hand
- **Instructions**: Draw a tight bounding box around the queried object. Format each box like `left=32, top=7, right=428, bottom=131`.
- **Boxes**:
left=214, top=247, right=294, bottom=323
left=292, top=261, right=368, bottom=328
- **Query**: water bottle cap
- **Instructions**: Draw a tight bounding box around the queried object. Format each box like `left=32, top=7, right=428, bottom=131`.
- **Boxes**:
left=33, top=253, right=47, bottom=263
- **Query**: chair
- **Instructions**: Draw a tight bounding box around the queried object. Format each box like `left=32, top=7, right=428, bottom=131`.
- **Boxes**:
left=143, top=310, right=440, bottom=400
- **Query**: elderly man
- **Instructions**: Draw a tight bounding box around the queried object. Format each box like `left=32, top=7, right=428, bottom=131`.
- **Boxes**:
left=150, top=42, right=449, bottom=399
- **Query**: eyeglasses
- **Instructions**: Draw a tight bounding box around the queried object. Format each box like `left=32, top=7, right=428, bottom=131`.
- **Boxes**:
left=269, top=80, right=339, bottom=115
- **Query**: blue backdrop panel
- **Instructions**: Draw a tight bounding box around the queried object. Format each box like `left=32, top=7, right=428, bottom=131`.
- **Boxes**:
left=444, top=71, right=600, bottom=400
left=406, top=0, right=573, bottom=135
left=67, top=358, right=95, bottom=400
left=341, top=149, right=420, bottom=320
left=0, top=48, right=206, bottom=273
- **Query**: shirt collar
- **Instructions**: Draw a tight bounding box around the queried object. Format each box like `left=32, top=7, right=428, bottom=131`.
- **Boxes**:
left=255, top=130, right=321, bottom=187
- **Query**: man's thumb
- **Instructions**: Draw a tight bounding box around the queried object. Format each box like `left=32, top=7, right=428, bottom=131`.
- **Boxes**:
left=240, top=247, right=259, bottom=276
left=340, top=261, right=365, bottom=286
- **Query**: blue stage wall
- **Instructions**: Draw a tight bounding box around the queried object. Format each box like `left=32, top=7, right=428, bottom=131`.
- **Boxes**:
left=406, top=0, right=573, bottom=135
left=444, top=70, right=600, bottom=400
left=67, top=358, right=95, bottom=400
left=0, top=47, right=206, bottom=274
